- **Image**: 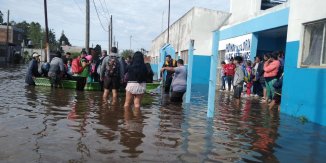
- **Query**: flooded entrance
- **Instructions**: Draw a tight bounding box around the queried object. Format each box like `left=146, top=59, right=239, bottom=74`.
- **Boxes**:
left=0, top=64, right=325, bottom=162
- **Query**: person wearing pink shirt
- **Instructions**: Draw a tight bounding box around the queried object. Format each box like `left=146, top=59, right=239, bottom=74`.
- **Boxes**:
left=263, top=53, right=280, bottom=103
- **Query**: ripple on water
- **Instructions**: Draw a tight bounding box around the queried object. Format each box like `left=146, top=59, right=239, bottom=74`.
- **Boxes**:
left=0, top=64, right=326, bottom=162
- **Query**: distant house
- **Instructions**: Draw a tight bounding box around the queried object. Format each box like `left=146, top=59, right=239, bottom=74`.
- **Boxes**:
left=0, top=25, right=23, bottom=62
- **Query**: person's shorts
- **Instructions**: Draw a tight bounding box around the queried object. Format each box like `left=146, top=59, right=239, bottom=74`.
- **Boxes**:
left=103, top=76, right=120, bottom=90
left=170, top=91, right=185, bottom=102
left=233, top=85, right=243, bottom=99
left=125, top=82, right=146, bottom=94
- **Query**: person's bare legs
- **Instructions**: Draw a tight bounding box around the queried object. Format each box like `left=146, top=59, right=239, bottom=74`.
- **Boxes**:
left=133, top=94, right=144, bottom=110
left=269, top=100, right=276, bottom=110
left=103, top=88, right=110, bottom=101
left=124, top=91, right=133, bottom=109
left=112, top=89, right=118, bottom=105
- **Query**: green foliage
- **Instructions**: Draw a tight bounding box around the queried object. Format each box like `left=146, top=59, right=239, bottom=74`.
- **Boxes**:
left=49, top=29, right=59, bottom=52
left=15, top=21, right=29, bottom=44
left=121, top=49, right=134, bottom=59
left=27, top=22, right=44, bottom=49
left=58, top=31, right=71, bottom=46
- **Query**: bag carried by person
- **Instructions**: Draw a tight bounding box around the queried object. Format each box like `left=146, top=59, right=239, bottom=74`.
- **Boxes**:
left=71, top=58, right=83, bottom=74
left=105, top=57, right=120, bottom=77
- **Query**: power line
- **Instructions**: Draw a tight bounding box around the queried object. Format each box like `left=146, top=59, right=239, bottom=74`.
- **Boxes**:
left=98, top=0, right=110, bottom=21
left=92, top=0, right=108, bottom=32
left=102, top=0, right=110, bottom=15
left=72, top=0, right=84, bottom=14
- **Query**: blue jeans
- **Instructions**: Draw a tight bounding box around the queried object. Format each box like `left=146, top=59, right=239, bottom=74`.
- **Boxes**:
left=225, top=76, right=234, bottom=91
left=221, top=76, right=226, bottom=90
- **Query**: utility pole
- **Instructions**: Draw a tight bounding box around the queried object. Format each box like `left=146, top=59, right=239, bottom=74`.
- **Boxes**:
left=44, top=0, right=50, bottom=62
left=86, top=0, right=90, bottom=53
left=6, top=10, right=9, bottom=62
left=167, top=0, right=171, bottom=43
left=117, top=42, right=119, bottom=51
left=108, top=24, right=111, bottom=53
left=110, top=15, right=113, bottom=49
left=130, top=35, right=132, bottom=50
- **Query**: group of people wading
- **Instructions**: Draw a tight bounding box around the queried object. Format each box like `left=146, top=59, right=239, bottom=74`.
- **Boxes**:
left=25, top=47, right=188, bottom=109
left=220, top=51, right=284, bottom=110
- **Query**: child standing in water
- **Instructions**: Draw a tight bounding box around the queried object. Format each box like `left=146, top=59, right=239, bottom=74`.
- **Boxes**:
left=244, top=60, right=253, bottom=97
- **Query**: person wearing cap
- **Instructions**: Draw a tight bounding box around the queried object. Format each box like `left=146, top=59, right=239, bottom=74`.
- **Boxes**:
left=48, top=51, right=65, bottom=87
left=25, top=52, right=41, bottom=85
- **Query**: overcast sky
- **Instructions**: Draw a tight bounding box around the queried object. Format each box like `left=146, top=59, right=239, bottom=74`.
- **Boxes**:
left=0, top=0, right=229, bottom=51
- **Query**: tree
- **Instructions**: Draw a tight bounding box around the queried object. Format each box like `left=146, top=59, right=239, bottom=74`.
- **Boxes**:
left=49, top=29, right=59, bottom=52
left=120, top=49, right=134, bottom=59
left=0, top=11, right=3, bottom=24
left=15, top=21, right=30, bottom=45
left=27, top=22, right=43, bottom=49
left=58, top=31, right=71, bottom=46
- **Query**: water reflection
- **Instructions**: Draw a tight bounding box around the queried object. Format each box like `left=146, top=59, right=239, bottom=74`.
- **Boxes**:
left=120, top=107, right=145, bottom=157
left=1, top=64, right=326, bottom=162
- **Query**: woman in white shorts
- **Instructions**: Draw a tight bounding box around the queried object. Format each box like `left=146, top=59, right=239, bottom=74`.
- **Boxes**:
left=124, top=51, right=148, bottom=110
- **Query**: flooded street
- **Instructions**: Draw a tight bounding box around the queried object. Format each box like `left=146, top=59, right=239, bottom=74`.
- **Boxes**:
left=0, top=64, right=325, bottom=163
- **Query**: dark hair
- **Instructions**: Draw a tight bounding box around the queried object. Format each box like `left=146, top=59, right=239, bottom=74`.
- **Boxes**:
left=221, top=61, right=226, bottom=64
left=177, top=59, right=184, bottom=65
left=230, top=57, right=234, bottom=61
left=111, top=47, right=118, bottom=53
left=264, top=53, right=271, bottom=59
left=271, top=52, right=278, bottom=60
left=81, top=50, right=87, bottom=55
left=234, top=56, right=243, bottom=63
left=55, top=51, right=62, bottom=58
left=166, top=55, right=171, bottom=59
left=66, top=52, right=71, bottom=55
left=129, top=51, right=147, bottom=83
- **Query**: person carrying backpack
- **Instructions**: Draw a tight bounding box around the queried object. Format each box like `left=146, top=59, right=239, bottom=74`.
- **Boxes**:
left=101, top=47, right=123, bottom=104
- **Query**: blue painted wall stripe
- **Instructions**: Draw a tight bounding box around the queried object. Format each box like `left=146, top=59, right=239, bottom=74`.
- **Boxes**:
left=207, top=32, right=219, bottom=117
left=281, top=41, right=326, bottom=126
left=220, top=8, right=289, bottom=40
left=185, top=41, right=194, bottom=103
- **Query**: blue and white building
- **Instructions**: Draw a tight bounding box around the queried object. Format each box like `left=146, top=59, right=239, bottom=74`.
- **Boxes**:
left=209, top=0, right=326, bottom=126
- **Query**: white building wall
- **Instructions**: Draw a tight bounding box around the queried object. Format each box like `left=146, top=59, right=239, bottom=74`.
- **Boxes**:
left=287, top=0, right=326, bottom=42
left=148, top=7, right=230, bottom=62
left=228, top=0, right=261, bottom=25
left=191, top=8, right=231, bottom=55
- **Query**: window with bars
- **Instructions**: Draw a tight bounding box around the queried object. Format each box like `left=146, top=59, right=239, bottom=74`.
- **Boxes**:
left=300, top=19, right=326, bottom=67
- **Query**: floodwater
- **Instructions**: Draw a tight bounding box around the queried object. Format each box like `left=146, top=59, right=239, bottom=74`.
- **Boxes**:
left=0, top=64, right=325, bottom=163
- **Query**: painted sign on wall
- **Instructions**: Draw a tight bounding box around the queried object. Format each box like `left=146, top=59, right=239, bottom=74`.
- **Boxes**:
left=219, top=34, right=252, bottom=61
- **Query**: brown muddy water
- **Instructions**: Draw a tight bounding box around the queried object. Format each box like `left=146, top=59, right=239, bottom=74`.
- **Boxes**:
left=0, top=64, right=325, bottom=163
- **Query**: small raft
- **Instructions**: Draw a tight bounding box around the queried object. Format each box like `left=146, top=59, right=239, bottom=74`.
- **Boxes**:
left=34, top=77, right=160, bottom=92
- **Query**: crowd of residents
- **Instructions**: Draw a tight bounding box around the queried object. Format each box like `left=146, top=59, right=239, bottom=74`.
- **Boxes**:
left=220, top=51, right=284, bottom=110
left=25, top=47, right=187, bottom=110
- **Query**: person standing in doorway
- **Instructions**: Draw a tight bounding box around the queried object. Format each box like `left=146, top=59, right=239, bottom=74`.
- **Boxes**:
left=220, top=61, right=226, bottom=91
left=225, top=57, right=236, bottom=91
left=161, top=55, right=177, bottom=93
left=233, top=56, right=245, bottom=105
left=252, top=56, right=263, bottom=97
left=264, top=52, right=280, bottom=103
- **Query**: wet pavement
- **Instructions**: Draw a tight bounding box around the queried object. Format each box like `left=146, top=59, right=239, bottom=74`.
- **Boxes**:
left=0, top=64, right=326, bottom=163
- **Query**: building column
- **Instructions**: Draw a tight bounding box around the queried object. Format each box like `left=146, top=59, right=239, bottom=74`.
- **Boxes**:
left=185, top=40, right=194, bottom=103
left=207, top=31, right=219, bottom=117
left=250, top=33, right=259, bottom=60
